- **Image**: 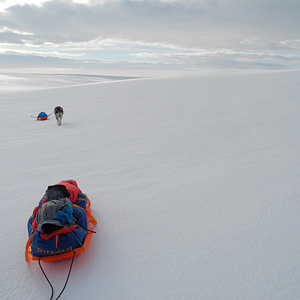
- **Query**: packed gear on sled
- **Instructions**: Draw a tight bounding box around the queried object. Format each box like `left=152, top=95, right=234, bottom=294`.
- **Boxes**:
left=25, top=180, right=97, bottom=299
left=36, top=111, right=49, bottom=120
left=25, top=180, right=97, bottom=262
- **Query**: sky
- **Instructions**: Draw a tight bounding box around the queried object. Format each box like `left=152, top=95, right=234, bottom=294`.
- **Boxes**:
left=0, top=0, right=300, bottom=72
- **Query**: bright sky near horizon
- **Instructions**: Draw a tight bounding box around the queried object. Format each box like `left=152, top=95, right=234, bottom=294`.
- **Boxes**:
left=0, top=0, right=300, bottom=71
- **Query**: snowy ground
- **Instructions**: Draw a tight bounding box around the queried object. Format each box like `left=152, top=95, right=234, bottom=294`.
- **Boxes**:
left=1, top=70, right=300, bottom=300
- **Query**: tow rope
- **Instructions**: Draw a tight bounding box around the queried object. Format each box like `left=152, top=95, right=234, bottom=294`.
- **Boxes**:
left=38, top=250, right=77, bottom=300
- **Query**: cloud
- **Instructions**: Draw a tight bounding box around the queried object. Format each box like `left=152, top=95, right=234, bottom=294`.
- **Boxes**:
left=279, top=39, right=300, bottom=50
left=0, top=27, right=34, bottom=44
left=0, top=0, right=300, bottom=70
left=1, top=0, right=298, bottom=47
left=0, top=0, right=49, bottom=12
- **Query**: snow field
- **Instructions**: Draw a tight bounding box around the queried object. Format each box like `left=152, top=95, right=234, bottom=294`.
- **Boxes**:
left=1, top=70, right=300, bottom=299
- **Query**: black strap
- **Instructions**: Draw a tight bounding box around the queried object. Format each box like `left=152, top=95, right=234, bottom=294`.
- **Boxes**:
left=75, top=222, right=96, bottom=234
left=38, top=250, right=77, bottom=300
left=38, top=257, right=54, bottom=300
left=55, top=250, right=76, bottom=299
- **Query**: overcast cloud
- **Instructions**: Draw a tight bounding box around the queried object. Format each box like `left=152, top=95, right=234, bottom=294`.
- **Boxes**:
left=0, top=0, right=300, bottom=71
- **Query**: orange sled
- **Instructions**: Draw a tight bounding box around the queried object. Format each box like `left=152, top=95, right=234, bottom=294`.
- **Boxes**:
left=37, top=116, right=48, bottom=121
